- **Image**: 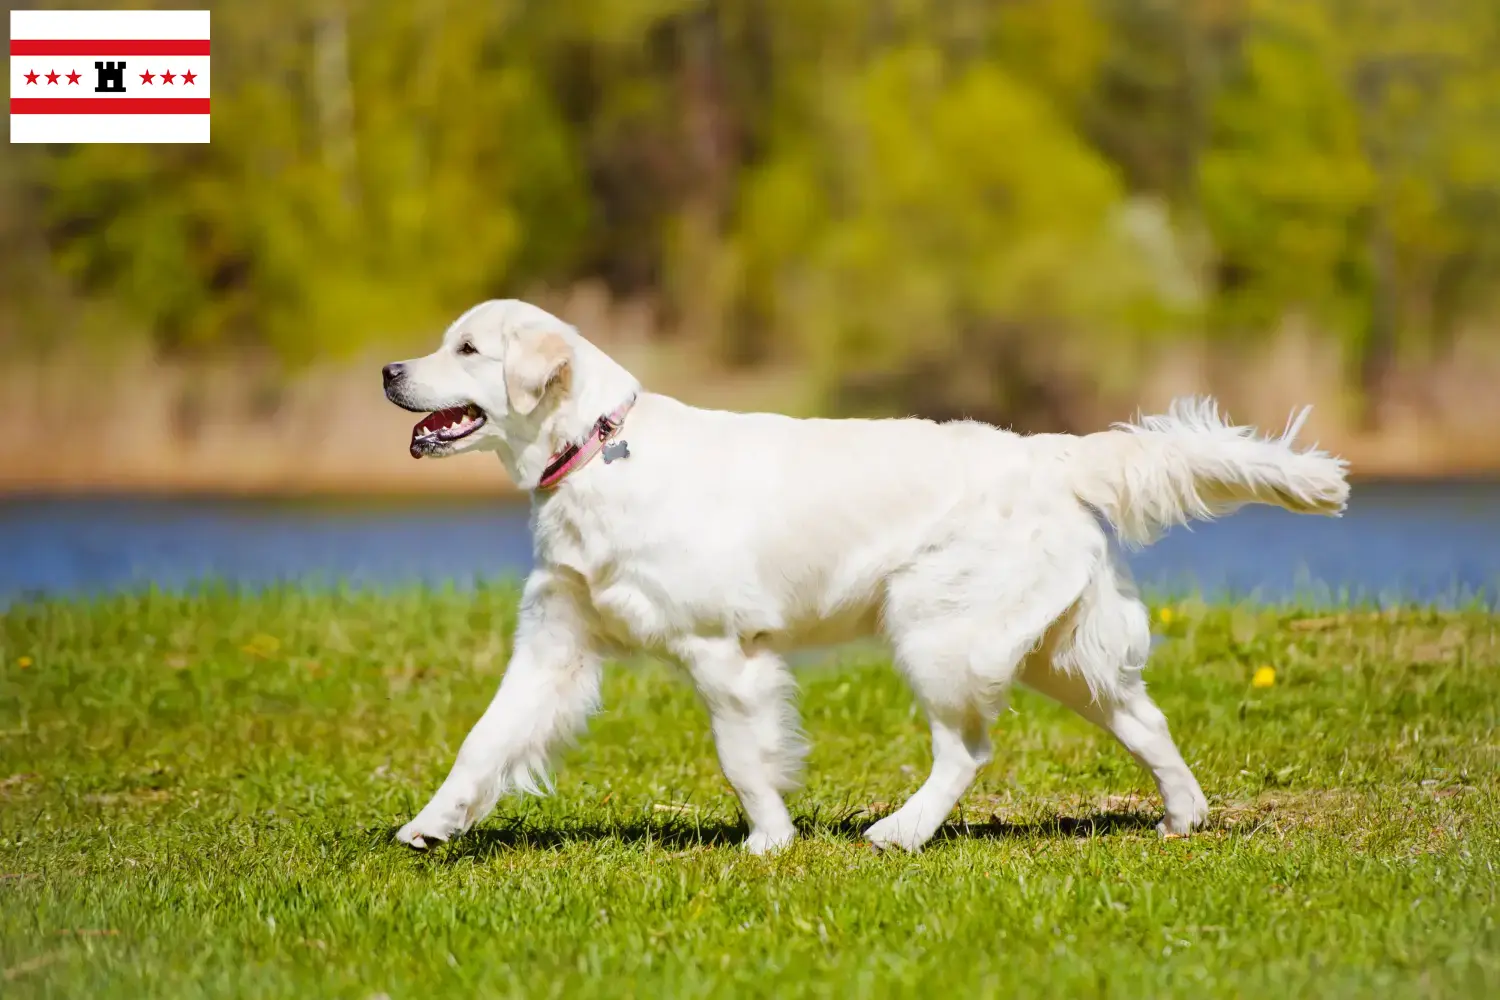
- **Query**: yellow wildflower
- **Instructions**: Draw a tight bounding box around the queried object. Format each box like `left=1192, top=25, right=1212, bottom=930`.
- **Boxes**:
left=1252, top=666, right=1276, bottom=688
left=1158, top=607, right=1175, bottom=625
left=16, top=656, right=32, bottom=668
left=240, top=634, right=281, bottom=658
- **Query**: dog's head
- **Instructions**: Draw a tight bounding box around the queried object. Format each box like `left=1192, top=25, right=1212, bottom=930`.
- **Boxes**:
left=383, top=300, right=576, bottom=461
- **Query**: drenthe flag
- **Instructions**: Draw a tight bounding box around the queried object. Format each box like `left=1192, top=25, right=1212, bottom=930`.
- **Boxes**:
left=10, top=9, right=210, bottom=143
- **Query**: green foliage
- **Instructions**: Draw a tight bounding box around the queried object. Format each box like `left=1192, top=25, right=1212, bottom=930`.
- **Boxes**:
left=1198, top=0, right=1377, bottom=338
left=1197, top=0, right=1500, bottom=370
left=10, top=0, right=1500, bottom=408
left=735, top=44, right=1174, bottom=390
left=39, top=1, right=590, bottom=361
left=2, top=591, right=1497, bottom=995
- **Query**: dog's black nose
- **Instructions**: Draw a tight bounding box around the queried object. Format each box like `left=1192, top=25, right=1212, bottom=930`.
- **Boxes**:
left=382, top=363, right=404, bottom=388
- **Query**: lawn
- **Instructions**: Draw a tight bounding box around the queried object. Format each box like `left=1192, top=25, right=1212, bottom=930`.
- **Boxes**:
left=1, top=586, right=1496, bottom=998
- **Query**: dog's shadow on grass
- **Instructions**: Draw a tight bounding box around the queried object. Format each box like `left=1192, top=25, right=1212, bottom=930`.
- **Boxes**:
left=407, top=817, right=750, bottom=863
left=943, top=810, right=1159, bottom=841
left=387, top=809, right=1160, bottom=863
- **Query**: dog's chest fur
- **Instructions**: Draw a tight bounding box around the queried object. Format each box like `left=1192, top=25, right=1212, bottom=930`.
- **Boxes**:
left=530, top=476, right=876, bottom=654
left=531, top=486, right=709, bottom=650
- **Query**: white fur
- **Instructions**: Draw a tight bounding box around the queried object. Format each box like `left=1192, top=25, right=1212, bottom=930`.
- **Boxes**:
left=384, top=300, right=1350, bottom=853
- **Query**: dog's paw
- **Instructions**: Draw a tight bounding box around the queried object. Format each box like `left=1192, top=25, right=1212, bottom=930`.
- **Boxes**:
left=395, top=801, right=468, bottom=850
left=744, top=827, right=795, bottom=856
left=864, top=814, right=928, bottom=853
left=395, top=819, right=451, bottom=850
left=1157, top=791, right=1210, bottom=838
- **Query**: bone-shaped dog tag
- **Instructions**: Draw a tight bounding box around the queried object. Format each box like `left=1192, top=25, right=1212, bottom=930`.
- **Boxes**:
left=602, top=440, right=630, bottom=464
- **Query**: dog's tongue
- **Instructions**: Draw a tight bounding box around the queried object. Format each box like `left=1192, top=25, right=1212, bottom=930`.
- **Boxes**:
left=410, top=406, right=468, bottom=459
left=414, top=406, right=467, bottom=435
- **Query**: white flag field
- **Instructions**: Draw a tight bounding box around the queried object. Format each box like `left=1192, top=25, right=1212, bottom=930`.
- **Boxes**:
left=10, top=9, right=210, bottom=143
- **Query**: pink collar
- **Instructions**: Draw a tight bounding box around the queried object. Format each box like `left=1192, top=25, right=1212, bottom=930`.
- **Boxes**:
left=536, top=397, right=636, bottom=490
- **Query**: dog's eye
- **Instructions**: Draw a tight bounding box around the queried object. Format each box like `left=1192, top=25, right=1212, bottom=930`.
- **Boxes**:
left=457, top=342, right=478, bottom=356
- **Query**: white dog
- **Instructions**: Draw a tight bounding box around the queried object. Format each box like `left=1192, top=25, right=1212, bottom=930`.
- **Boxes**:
left=382, top=299, right=1349, bottom=853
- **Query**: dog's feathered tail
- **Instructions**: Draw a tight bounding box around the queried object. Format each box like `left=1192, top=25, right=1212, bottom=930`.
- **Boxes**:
left=1066, top=396, right=1350, bottom=548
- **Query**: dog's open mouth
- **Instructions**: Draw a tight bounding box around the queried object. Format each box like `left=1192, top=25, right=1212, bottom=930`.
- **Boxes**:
left=410, top=404, right=485, bottom=458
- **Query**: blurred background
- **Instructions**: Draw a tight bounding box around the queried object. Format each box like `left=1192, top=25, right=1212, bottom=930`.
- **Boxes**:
left=4, top=0, right=1500, bottom=603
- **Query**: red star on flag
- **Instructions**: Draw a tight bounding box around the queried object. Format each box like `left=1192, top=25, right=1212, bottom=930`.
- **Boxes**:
left=140, top=69, right=155, bottom=85
left=46, top=69, right=60, bottom=85
left=24, top=70, right=39, bottom=85
left=161, top=70, right=176, bottom=85
left=182, top=70, right=197, bottom=85
left=66, top=70, right=81, bottom=85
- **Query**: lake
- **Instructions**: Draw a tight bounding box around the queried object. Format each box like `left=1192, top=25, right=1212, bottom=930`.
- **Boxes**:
left=2, top=481, right=1498, bottom=608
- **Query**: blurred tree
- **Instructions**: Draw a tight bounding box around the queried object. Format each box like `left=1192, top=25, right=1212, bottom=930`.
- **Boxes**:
left=40, top=0, right=589, bottom=361
left=1198, top=0, right=1377, bottom=342
left=4, top=0, right=1498, bottom=425
left=1198, top=0, right=1500, bottom=424
left=734, top=41, right=1178, bottom=425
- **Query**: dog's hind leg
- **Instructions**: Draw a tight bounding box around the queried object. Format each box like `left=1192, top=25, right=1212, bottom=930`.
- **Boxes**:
left=397, top=571, right=602, bottom=849
left=1020, top=665, right=1209, bottom=836
left=868, top=545, right=1095, bottom=852
left=1019, top=561, right=1209, bottom=836
left=676, top=637, right=806, bottom=855
left=863, top=698, right=994, bottom=853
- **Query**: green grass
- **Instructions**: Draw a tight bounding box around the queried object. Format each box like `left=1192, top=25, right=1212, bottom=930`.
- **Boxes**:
left=1, top=586, right=1497, bottom=998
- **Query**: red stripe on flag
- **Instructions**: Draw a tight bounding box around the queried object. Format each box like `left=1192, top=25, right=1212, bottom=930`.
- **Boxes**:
left=10, top=39, right=211, bottom=56
left=10, top=98, right=211, bottom=115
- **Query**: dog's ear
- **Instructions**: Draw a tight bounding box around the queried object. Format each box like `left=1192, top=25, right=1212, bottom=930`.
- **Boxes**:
left=505, top=326, right=572, bottom=415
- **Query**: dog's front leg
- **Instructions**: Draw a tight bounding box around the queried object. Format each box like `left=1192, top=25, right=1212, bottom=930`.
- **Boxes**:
left=397, top=572, right=600, bottom=849
left=676, top=638, right=806, bottom=855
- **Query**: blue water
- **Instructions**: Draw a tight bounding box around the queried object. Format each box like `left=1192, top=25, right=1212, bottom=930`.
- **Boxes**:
left=2, top=481, right=1498, bottom=607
